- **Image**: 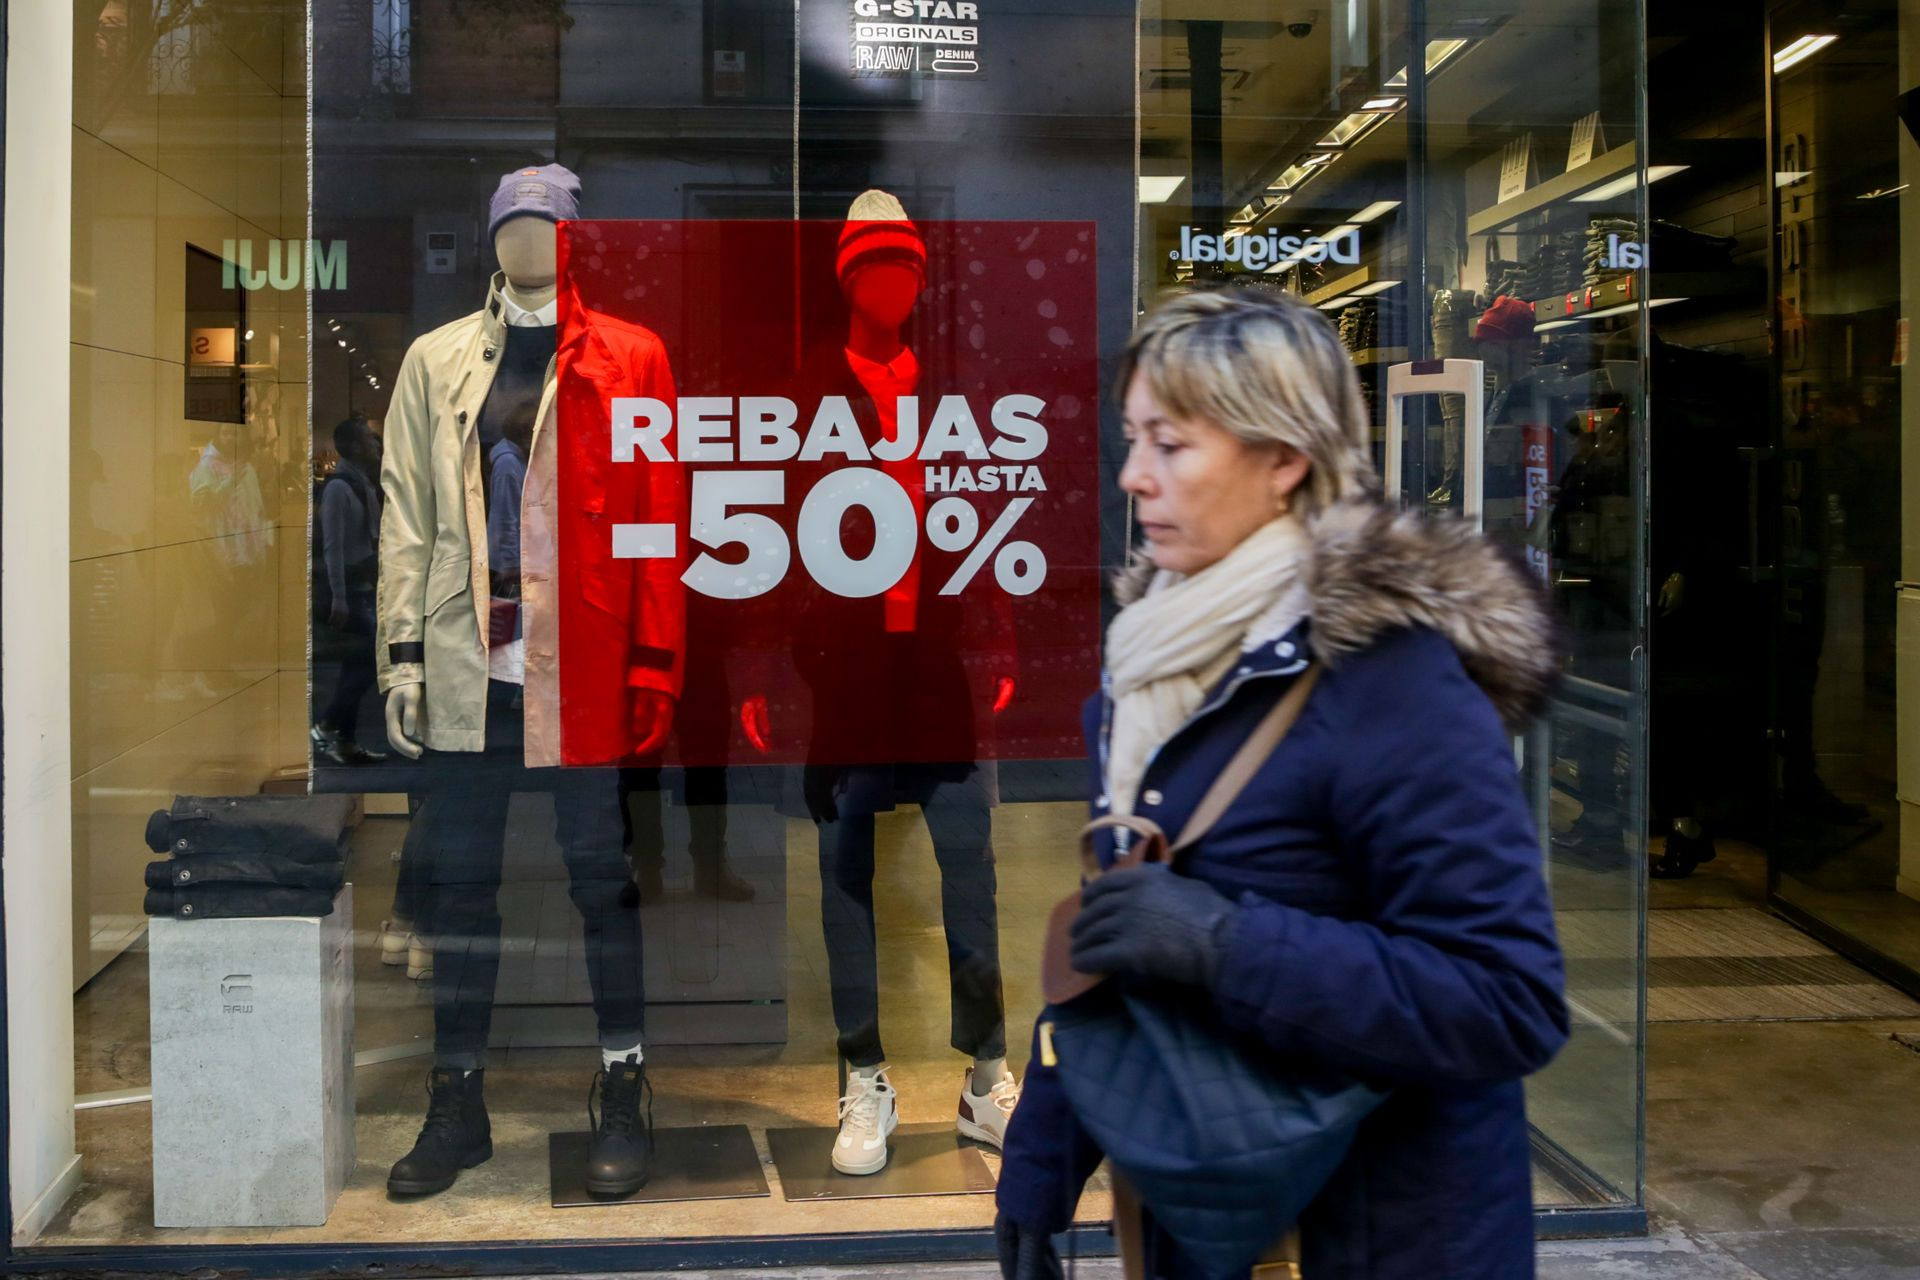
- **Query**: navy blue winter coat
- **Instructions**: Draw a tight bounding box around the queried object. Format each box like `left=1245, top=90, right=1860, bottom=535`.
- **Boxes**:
left=997, top=499, right=1570, bottom=1280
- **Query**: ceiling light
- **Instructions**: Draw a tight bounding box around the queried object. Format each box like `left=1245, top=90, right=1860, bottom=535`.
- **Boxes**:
left=1139, top=176, right=1185, bottom=204
left=1775, top=171, right=1812, bottom=187
left=1271, top=160, right=1325, bottom=192
left=1385, top=37, right=1471, bottom=87
left=1859, top=184, right=1909, bottom=200
left=1773, top=33, right=1838, bottom=74
left=1351, top=200, right=1401, bottom=223
left=1362, top=95, right=1403, bottom=111
left=1573, top=164, right=1688, bottom=203
left=1316, top=296, right=1361, bottom=310
left=337, top=338, right=347, bottom=348
left=1319, top=111, right=1389, bottom=149
left=1303, top=153, right=1335, bottom=166
left=243, top=329, right=254, bottom=341
left=1351, top=279, right=1402, bottom=296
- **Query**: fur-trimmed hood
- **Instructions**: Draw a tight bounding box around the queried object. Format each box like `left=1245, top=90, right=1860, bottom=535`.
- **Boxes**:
left=1115, top=497, right=1561, bottom=730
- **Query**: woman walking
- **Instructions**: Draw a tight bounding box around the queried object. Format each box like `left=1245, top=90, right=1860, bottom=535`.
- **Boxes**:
left=995, top=289, right=1569, bottom=1279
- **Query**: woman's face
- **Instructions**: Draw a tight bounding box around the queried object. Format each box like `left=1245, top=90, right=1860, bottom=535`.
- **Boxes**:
left=1119, top=372, right=1309, bottom=576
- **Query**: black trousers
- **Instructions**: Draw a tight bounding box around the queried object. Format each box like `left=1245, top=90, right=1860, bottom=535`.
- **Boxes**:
left=415, top=682, right=644, bottom=1069
left=816, top=777, right=1006, bottom=1068
left=319, top=588, right=377, bottom=738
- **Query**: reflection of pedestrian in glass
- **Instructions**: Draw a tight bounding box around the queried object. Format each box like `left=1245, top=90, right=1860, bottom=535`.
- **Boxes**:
left=190, top=420, right=269, bottom=566
left=313, top=415, right=387, bottom=765
left=793, top=191, right=1018, bottom=1179
left=1778, top=388, right=1873, bottom=832
left=485, top=415, right=530, bottom=657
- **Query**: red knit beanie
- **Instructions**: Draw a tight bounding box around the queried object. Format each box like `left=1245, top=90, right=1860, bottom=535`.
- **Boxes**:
left=837, top=189, right=927, bottom=286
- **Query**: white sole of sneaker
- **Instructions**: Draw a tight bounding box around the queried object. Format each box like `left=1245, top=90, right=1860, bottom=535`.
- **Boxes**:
left=956, top=1110, right=1005, bottom=1150
left=830, top=1109, right=899, bottom=1176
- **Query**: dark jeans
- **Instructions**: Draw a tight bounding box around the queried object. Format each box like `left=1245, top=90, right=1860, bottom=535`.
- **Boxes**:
left=415, top=682, right=644, bottom=1070
left=816, top=780, right=1006, bottom=1067
left=146, top=853, right=345, bottom=891
left=319, top=588, right=377, bottom=738
left=144, top=885, right=339, bottom=919
left=145, top=794, right=355, bottom=862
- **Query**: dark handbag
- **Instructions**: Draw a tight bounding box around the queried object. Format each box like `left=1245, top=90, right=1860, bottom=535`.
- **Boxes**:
left=1040, top=667, right=1387, bottom=1280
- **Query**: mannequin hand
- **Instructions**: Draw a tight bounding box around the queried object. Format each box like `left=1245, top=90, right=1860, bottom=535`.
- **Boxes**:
left=741, top=694, right=772, bottom=754
left=1070, top=863, right=1238, bottom=990
left=384, top=685, right=425, bottom=760
left=995, top=1214, right=1063, bottom=1280
left=993, top=675, right=1016, bottom=715
left=630, top=690, right=675, bottom=755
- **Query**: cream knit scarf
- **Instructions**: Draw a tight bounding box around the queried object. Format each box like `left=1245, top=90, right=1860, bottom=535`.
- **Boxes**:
left=1104, top=516, right=1310, bottom=816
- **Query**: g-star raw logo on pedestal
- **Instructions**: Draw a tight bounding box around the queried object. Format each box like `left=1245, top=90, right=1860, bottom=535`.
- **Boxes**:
left=1174, top=226, right=1361, bottom=271
left=220, top=974, right=254, bottom=1015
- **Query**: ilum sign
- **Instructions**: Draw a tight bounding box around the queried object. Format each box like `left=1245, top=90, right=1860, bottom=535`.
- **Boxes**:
left=1174, top=225, right=1361, bottom=271
left=219, top=238, right=348, bottom=291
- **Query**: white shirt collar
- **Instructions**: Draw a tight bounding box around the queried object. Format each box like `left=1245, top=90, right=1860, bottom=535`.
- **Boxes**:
left=499, top=289, right=556, bottom=328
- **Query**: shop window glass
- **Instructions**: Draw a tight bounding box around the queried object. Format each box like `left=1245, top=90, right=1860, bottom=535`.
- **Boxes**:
left=48, top=0, right=1648, bottom=1256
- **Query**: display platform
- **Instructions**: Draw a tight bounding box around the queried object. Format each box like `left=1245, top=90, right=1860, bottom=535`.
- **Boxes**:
left=547, top=1125, right=769, bottom=1208
left=765, top=1123, right=995, bottom=1201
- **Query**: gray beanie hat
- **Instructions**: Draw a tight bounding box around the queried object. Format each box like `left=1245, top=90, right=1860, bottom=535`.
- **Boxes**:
left=488, top=163, right=581, bottom=240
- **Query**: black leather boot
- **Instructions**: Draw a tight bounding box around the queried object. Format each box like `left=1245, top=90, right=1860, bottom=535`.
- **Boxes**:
left=387, top=1067, right=492, bottom=1196
left=587, top=1055, right=654, bottom=1197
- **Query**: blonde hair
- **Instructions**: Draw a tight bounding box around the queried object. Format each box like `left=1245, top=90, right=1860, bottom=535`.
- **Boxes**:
left=1116, top=288, right=1376, bottom=518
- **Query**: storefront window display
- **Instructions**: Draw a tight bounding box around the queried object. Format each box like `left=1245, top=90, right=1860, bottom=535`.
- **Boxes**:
left=37, top=0, right=1646, bottom=1265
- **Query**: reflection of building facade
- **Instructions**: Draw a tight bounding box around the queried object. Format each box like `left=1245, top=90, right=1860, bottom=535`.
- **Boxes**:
left=8, top=0, right=1920, bottom=1269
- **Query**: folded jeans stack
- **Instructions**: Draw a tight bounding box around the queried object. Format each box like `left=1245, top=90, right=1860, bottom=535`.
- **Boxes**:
left=143, top=795, right=354, bottom=919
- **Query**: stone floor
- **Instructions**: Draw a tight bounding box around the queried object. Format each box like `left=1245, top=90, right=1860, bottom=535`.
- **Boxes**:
left=39, top=810, right=1920, bottom=1276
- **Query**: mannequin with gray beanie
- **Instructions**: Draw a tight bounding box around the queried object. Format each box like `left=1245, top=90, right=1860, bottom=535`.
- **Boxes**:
left=377, top=164, right=659, bottom=1200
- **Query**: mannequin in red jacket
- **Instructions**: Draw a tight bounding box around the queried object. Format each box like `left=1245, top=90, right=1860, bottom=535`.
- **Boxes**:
left=787, top=191, right=1021, bottom=1180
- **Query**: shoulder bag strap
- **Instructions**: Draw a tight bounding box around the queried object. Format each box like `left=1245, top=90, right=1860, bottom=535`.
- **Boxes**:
left=1167, top=664, right=1321, bottom=859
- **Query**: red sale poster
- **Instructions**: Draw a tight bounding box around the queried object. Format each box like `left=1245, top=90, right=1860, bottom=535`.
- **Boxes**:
left=549, top=218, right=1101, bottom=767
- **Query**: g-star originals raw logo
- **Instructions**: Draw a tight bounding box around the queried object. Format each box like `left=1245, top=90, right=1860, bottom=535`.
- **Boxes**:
left=1175, top=225, right=1361, bottom=272
left=850, top=0, right=981, bottom=77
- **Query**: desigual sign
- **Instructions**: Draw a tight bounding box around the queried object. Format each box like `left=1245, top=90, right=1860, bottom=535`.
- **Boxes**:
left=1175, top=225, right=1361, bottom=271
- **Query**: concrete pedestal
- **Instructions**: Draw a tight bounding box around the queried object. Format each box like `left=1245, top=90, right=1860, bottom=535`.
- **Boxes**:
left=149, top=886, right=355, bottom=1228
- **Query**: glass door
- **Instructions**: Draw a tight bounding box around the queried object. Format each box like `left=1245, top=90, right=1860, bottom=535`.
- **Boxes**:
left=1766, top=0, right=1920, bottom=990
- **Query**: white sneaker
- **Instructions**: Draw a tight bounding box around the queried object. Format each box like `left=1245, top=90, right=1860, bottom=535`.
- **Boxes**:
left=956, top=1066, right=1020, bottom=1150
left=832, top=1066, right=899, bottom=1175
left=378, top=920, right=410, bottom=967
left=407, top=935, right=433, bottom=981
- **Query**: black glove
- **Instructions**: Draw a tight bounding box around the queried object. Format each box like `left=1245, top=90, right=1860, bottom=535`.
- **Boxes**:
left=1068, top=862, right=1239, bottom=989
left=996, top=1213, right=1064, bottom=1280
